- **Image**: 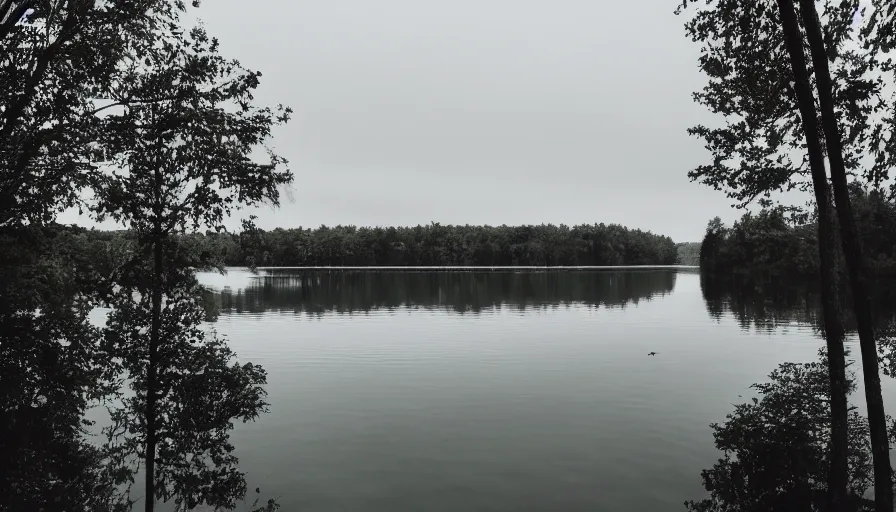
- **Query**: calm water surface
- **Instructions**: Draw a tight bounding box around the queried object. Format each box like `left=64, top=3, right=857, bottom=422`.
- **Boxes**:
left=194, top=269, right=890, bottom=511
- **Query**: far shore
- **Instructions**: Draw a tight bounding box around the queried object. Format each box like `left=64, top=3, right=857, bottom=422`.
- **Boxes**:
left=244, top=265, right=699, bottom=272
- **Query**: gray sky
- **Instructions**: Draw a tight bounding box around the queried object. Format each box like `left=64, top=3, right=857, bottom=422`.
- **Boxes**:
left=74, top=0, right=754, bottom=242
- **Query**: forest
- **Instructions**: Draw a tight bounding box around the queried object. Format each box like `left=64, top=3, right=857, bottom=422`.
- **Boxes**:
left=699, top=184, right=896, bottom=278
left=78, top=222, right=681, bottom=268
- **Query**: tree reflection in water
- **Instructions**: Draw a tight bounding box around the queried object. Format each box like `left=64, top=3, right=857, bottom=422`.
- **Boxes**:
left=217, top=270, right=678, bottom=316
left=0, top=227, right=129, bottom=511
left=700, top=273, right=896, bottom=333
left=684, top=349, right=887, bottom=512
left=691, top=274, right=896, bottom=511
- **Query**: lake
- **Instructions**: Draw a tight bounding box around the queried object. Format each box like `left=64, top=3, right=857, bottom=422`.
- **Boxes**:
left=194, top=268, right=893, bottom=511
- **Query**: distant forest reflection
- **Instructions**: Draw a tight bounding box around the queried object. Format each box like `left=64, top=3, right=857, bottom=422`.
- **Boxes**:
left=215, top=270, right=679, bottom=316
left=211, top=269, right=896, bottom=332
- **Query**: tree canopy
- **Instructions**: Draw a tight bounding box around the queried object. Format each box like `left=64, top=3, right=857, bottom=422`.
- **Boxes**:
left=194, top=222, right=680, bottom=268
left=699, top=185, right=896, bottom=278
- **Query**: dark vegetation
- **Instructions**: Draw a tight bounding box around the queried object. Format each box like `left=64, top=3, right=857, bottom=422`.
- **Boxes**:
left=684, top=349, right=888, bottom=512
left=1, top=1, right=283, bottom=510
left=76, top=222, right=681, bottom=267
left=0, top=225, right=125, bottom=511
left=679, top=0, right=896, bottom=509
left=699, top=272, right=896, bottom=334
left=692, top=275, right=896, bottom=512
left=2, top=0, right=896, bottom=509
left=699, top=185, right=896, bottom=278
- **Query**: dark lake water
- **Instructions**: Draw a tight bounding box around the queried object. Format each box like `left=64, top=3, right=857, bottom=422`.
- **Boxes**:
left=192, top=268, right=896, bottom=511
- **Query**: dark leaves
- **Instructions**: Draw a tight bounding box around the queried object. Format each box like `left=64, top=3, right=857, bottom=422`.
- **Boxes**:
left=92, top=4, right=291, bottom=508
left=685, top=349, right=881, bottom=511
left=677, top=0, right=892, bottom=208
left=0, top=224, right=130, bottom=510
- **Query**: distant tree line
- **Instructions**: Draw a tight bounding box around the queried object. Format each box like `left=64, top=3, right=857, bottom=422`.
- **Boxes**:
left=699, top=185, right=896, bottom=278
left=84, top=223, right=681, bottom=268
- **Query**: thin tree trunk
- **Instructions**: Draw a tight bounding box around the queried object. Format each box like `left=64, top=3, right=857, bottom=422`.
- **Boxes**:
left=145, top=223, right=162, bottom=512
left=775, top=1, right=850, bottom=509
left=797, top=1, right=894, bottom=509
left=818, top=201, right=850, bottom=512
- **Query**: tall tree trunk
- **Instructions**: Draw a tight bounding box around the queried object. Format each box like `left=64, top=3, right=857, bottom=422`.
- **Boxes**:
left=775, top=1, right=850, bottom=509
left=145, top=224, right=162, bottom=512
left=797, top=1, right=894, bottom=509
left=818, top=201, right=850, bottom=512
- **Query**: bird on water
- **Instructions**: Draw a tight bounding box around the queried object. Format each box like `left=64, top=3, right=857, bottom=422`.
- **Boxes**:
left=648, top=352, right=658, bottom=356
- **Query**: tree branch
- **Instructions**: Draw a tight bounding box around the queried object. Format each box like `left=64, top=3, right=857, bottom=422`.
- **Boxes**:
left=0, top=0, right=34, bottom=41
left=88, top=94, right=186, bottom=118
left=0, top=1, right=80, bottom=141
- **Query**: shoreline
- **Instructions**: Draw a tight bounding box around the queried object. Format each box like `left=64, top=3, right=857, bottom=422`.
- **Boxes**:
left=246, top=265, right=699, bottom=272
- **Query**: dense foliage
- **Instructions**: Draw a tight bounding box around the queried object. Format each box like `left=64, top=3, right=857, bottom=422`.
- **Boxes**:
left=676, top=0, right=894, bottom=207
left=1, top=1, right=286, bottom=510
left=0, top=225, right=128, bottom=511
left=677, top=0, right=896, bottom=505
left=188, top=222, right=680, bottom=267
left=0, top=1, right=187, bottom=509
left=89, top=16, right=291, bottom=511
left=685, top=350, right=884, bottom=512
left=699, top=185, right=896, bottom=278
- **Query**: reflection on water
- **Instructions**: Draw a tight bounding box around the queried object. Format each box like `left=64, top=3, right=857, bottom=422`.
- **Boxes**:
left=197, top=268, right=872, bottom=512
left=684, top=348, right=880, bottom=512
left=12, top=265, right=896, bottom=511
left=693, top=273, right=896, bottom=511
left=700, top=273, right=896, bottom=334
left=215, top=270, right=678, bottom=316
left=700, top=273, right=823, bottom=332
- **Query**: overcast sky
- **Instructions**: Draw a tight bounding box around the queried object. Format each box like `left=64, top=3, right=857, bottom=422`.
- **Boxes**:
left=71, top=0, right=765, bottom=242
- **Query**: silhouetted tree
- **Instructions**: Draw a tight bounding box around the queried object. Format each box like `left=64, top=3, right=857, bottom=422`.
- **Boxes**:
left=0, top=1, right=205, bottom=508
left=685, top=350, right=882, bottom=512
left=92, top=16, right=292, bottom=511
left=794, top=2, right=892, bottom=504
left=0, top=0, right=191, bottom=227
left=677, top=1, right=895, bottom=506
